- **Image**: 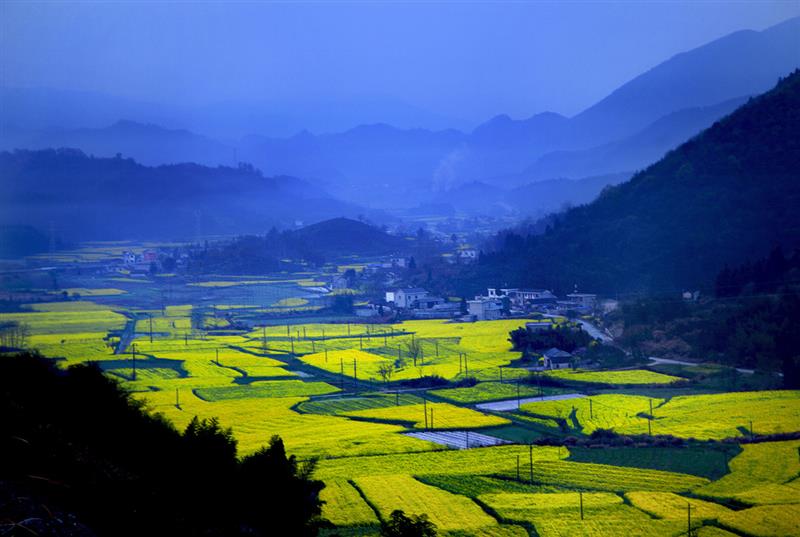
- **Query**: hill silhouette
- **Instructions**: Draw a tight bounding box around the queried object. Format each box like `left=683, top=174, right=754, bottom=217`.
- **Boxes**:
left=0, top=149, right=377, bottom=241
left=474, top=70, right=800, bottom=294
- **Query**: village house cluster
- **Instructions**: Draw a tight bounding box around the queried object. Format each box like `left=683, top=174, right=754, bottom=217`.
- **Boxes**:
left=380, top=286, right=600, bottom=321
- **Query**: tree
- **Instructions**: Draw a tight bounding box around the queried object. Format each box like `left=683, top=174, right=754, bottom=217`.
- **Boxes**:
left=380, top=510, right=437, bottom=537
left=0, top=321, right=28, bottom=349
left=406, top=339, right=422, bottom=364
left=378, top=362, right=395, bottom=384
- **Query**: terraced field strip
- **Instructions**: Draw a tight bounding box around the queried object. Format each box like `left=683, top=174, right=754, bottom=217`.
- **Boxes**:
left=342, top=402, right=510, bottom=429
left=698, top=440, right=800, bottom=504
left=718, top=503, right=800, bottom=537
left=406, top=430, right=511, bottom=449
left=478, top=393, right=586, bottom=412
left=625, top=492, right=732, bottom=521
left=431, top=381, right=566, bottom=404
left=319, top=478, right=378, bottom=527
left=478, top=492, right=685, bottom=537
left=543, top=368, right=683, bottom=385
left=315, top=445, right=564, bottom=480
left=353, top=474, right=498, bottom=531
left=498, top=460, right=709, bottom=492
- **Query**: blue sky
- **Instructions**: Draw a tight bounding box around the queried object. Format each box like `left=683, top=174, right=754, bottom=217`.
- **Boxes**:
left=2, top=1, right=798, bottom=127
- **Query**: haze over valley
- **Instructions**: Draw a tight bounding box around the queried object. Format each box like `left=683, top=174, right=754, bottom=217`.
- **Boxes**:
left=2, top=3, right=800, bottom=537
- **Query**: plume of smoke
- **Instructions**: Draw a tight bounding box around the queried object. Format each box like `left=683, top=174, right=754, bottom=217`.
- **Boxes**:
left=432, top=145, right=467, bottom=192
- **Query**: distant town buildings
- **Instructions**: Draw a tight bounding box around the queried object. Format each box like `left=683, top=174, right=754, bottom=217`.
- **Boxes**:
left=467, top=298, right=503, bottom=321
left=542, top=348, right=573, bottom=369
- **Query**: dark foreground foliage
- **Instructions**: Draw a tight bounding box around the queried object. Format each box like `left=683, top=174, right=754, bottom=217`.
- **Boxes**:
left=0, top=353, right=323, bottom=537
left=380, top=510, right=437, bottom=537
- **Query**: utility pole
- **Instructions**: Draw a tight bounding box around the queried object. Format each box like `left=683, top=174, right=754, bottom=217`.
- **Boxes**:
left=649, top=398, right=654, bottom=416
left=423, top=397, right=428, bottom=429
left=176, top=388, right=180, bottom=408
left=589, top=399, right=593, bottom=419
left=687, top=503, right=693, bottom=537
left=322, top=328, right=325, bottom=341
left=466, top=430, right=470, bottom=449
left=312, top=340, right=316, bottom=353
left=579, top=492, right=584, bottom=520
left=131, top=343, right=137, bottom=381
left=359, top=335, right=363, bottom=350
left=303, top=326, right=306, bottom=339
left=215, top=348, right=219, bottom=366
left=286, top=325, right=290, bottom=337
left=499, top=366, right=503, bottom=382
left=529, top=443, right=534, bottom=484
left=325, top=348, right=328, bottom=363
left=464, top=354, right=468, bottom=376
left=435, top=340, right=439, bottom=357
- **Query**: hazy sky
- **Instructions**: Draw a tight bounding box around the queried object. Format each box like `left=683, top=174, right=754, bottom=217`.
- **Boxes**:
left=2, top=0, right=799, bottom=126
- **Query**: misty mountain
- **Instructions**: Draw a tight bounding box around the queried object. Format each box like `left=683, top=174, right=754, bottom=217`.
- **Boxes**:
left=520, top=97, right=747, bottom=182
left=448, top=16, right=800, bottom=183
left=4, top=120, right=237, bottom=168
left=0, top=149, right=379, bottom=241
left=431, top=172, right=631, bottom=218
left=238, top=124, right=467, bottom=205
left=0, top=87, right=467, bottom=139
left=571, top=16, right=800, bottom=142
left=473, top=70, right=800, bottom=295
left=2, top=17, right=797, bottom=211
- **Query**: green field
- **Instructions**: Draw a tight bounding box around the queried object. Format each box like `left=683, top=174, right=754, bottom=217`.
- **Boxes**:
left=5, top=273, right=800, bottom=537
left=543, top=368, right=683, bottom=385
left=520, top=391, right=800, bottom=439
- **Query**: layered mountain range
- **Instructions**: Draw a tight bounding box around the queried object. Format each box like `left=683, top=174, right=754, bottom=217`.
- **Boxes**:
left=2, top=17, right=798, bottom=215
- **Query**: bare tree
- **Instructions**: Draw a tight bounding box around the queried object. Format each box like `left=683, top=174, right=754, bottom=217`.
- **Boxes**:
left=378, top=363, right=395, bottom=384
left=0, top=321, right=29, bottom=349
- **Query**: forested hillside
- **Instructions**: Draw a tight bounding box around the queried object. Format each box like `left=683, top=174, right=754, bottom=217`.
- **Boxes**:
left=474, top=70, right=800, bottom=294
left=0, top=149, right=374, bottom=240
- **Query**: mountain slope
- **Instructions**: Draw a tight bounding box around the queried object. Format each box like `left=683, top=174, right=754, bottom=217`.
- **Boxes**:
left=475, top=70, right=800, bottom=294
left=0, top=149, right=374, bottom=240
left=20, top=120, right=236, bottom=167
left=571, top=16, right=800, bottom=141
left=521, top=96, right=748, bottom=181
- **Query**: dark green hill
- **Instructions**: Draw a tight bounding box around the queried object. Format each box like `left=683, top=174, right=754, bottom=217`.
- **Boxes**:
left=290, top=217, right=406, bottom=256
left=477, top=70, right=800, bottom=294
left=0, top=149, right=375, bottom=241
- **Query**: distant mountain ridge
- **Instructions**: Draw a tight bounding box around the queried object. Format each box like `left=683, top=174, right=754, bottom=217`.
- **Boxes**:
left=1, top=17, right=798, bottom=210
left=0, top=148, right=379, bottom=241
left=473, top=70, right=800, bottom=295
